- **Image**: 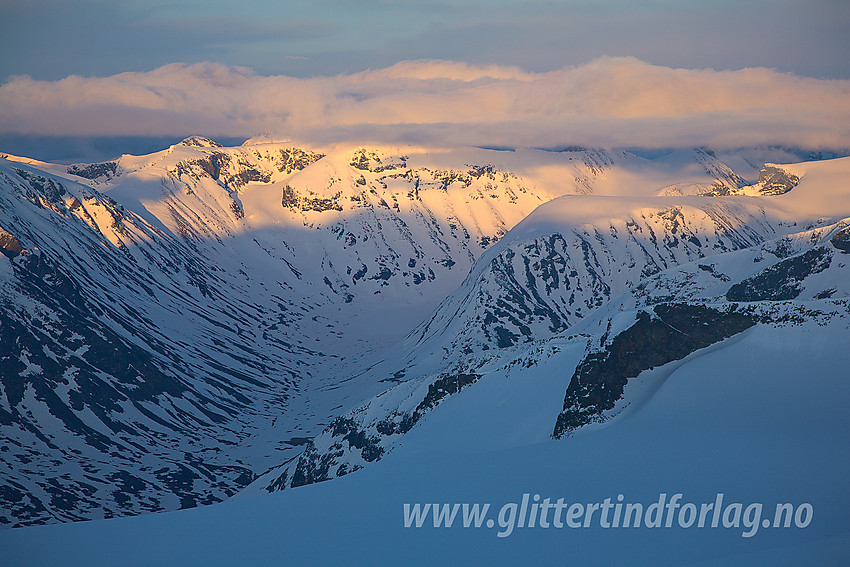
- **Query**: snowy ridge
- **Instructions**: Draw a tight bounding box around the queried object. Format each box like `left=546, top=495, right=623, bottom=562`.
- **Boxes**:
left=0, top=141, right=676, bottom=525
left=407, top=195, right=780, bottom=360
left=553, top=217, right=850, bottom=437
left=0, top=160, right=319, bottom=525
left=258, top=157, right=850, bottom=493
left=1, top=140, right=846, bottom=526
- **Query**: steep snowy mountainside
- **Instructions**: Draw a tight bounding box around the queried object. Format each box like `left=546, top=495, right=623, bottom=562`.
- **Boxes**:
left=553, top=217, right=850, bottom=438
left=2, top=139, right=845, bottom=528
left=631, top=220, right=850, bottom=306
left=407, top=195, right=778, bottom=361
left=58, top=141, right=758, bottom=341
left=0, top=159, right=335, bottom=526
left=67, top=141, right=572, bottom=341
left=263, top=216, right=850, bottom=492
left=4, top=311, right=849, bottom=566
left=0, top=140, right=751, bottom=525
left=258, top=156, right=850, bottom=492
left=406, top=156, right=850, bottom=365
left=4, top=311, right=850, bottom=566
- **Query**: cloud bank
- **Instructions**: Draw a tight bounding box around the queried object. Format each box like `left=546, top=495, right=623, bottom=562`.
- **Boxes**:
left=1, top=57, right=849, bottom=150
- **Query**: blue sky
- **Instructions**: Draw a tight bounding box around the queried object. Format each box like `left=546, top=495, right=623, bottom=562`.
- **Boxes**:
left=1, top=0, right=849, bottom=82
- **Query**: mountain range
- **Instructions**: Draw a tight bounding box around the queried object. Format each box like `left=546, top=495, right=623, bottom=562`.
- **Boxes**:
left=1, top=137, right=848, bottom=530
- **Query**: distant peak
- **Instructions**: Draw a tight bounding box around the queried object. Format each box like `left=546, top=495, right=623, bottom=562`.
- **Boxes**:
left=242, top=133, right=291, bottom=146
left=178, top=136, right=223, bottom=148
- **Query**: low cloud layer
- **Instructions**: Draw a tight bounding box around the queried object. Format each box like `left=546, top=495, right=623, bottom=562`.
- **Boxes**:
left=1, top=57, right=849, bottom=150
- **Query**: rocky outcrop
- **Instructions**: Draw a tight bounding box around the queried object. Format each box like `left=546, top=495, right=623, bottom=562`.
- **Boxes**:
left=830, top=226, right=850, bottom=253
left=553, top=303, right=758, bottom=438
left=0, top=228, right=24, bottom=258
left=726, top=247, right=832, bottom=301
left=66, top=161, right=119, bottom=181
left=265, top=371, right=482, bottom=490
left=752, top=165, right=800, bottom=196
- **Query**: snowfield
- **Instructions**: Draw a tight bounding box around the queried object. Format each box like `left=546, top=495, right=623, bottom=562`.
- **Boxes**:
left=1, top=140, right=849, bottom=564
left=2, top=317, right=848, bottom=566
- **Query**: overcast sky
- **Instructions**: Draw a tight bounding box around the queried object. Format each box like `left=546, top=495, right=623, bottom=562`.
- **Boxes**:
left=1, top=0, right=849, bottom=160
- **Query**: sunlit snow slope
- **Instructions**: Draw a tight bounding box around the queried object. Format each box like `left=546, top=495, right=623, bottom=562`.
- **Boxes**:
left=2, top=258, right=848, bottom=567
left=0, top=137, right=846, bottom=527
left=258, top=156, right=850, bottom=492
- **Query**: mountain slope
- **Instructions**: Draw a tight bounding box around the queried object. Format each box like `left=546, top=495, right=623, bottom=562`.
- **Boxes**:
left=0, top=159, right=315, bottom=524
left=3, top=310, right=849, bottom=566
left=1, top=140, right=846, bottom=526
left=0, top=140, right=703, bottom=524
left=257, top=156, right=850, bottom=492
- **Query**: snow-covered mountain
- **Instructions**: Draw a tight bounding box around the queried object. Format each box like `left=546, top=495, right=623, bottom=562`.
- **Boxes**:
left=1, top=137, right=848, bottom=528
left=256, top=155, right=850, bottom=492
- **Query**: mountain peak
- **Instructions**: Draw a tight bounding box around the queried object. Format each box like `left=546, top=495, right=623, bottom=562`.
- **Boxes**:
left=177, top=136, right=223, bottom=148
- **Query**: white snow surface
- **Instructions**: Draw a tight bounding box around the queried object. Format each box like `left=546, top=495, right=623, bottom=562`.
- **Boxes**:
left=2, top=316, right=848, bottom=566
left=1, top=140, right=849, bottom=562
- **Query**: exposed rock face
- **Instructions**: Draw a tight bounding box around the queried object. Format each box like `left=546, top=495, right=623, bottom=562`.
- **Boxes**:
left=268, top=371, right=483, bottom=490
left=752, top=165, right=800, bottom=196
left=274, top=148, right=325, bottom=174
left=726, top=247, right=832, bottom=301
left=280, top=184, right=343, bottom=212
left=66, top=162, right=119, bottom=181
left=552, top=303, right=758, bottom=438
left=178, top=136, right=223, bottom=148
left=831, top=226, right=850, bottom=253
left=0, top=228, right=24, bottom=258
